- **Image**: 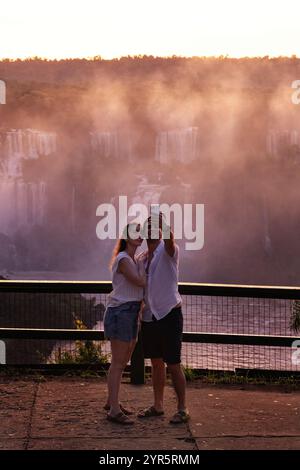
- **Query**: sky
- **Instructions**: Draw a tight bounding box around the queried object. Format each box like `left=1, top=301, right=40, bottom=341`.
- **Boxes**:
left=0, top=0, right=299, bottom=59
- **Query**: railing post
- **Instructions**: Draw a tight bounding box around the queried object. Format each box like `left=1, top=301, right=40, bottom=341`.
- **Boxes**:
left=130, top=333, right=145, bottom=384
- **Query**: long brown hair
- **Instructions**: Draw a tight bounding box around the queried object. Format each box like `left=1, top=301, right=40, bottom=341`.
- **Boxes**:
left=109, top=223, right=138, bottom=269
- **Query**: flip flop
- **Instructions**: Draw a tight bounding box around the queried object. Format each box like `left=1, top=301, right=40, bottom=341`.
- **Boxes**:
left=137, top=406, right=164, bottom=418
left=103, top=403, right=134, bottom=415
left=107, top=412, right=134, bottom=425
left=169, top=409, right=190, bottom=424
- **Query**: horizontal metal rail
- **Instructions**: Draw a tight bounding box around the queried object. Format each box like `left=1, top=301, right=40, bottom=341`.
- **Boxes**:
left=0, top=280, right=299, bottom=383
left=0, top=280, right=300, bottom=299
left=0, top=328, right=298, bottom=347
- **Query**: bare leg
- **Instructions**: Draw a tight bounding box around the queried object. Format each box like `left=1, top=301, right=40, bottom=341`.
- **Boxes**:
left=105, top=339, right=137, bottom=411
left=127, top=339, right=137, bottom=363
left=151, top=358, right=166, bottom=412
left=107, top=339, right=131, bottom=416
left=167, top=363, right=187, bottom=411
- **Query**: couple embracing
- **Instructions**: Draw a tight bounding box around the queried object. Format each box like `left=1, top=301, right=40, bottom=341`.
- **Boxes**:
left=103, top=213, right=189, bottom=425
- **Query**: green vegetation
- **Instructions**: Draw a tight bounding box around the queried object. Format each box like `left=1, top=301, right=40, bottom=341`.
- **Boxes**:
left=185, top=370, right=300, bottom=388
left=50, top=317, right=109, bottom=366
left=182, top=365, right=199, bottom=382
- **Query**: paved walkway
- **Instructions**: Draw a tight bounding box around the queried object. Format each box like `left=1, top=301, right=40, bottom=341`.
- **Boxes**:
left=0, top=377, right=299, bottom=450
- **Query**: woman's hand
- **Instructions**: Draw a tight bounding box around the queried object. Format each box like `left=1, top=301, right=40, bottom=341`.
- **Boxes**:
left=137, top=256, right=146, bottom=271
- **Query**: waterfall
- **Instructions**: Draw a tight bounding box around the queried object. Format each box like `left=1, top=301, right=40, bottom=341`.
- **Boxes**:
left=262, top=194, right=272, bottom=256
left=1, top=128, right=56, bottom=163
left=266, top=130, right=277, bottom=156
left=291, top=130, right=300, bottom=146
left=27, top=181, right=47, bottom=226
left=90, top=131, right=132, bottom=160
left=0, top=129, right=56, bottom=235
left=266, top=129, right=300, bottom=157
left=155, top=127, right=199, bottom=164
left=90, top=128, right=199, bottom=164
left=71, top=186, right=76, bottom=233
left=0, top=179, right=47, bottom=234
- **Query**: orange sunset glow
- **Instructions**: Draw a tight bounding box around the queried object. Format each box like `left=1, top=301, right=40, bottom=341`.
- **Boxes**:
left=0, top=0, right=299, bottom=59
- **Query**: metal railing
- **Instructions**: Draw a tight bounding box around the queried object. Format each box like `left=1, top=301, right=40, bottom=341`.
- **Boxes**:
left=0, top=280, right=299, bottom=383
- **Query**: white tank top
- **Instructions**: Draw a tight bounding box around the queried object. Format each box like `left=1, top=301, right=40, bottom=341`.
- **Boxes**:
left=107, top=251, right=143, bottom=307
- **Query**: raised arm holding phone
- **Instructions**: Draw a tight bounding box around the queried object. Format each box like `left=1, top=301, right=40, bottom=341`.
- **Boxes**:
left=137, top=210, right=190, bottom=424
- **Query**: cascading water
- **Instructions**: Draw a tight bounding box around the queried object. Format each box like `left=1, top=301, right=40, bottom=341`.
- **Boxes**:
left=266, top=129, right=300, bottom=158
left=0, top=129, right=56, bottom=235
left=90, top=130, right=133, bottom=160
left=71, top=186, right=76, bottom=233
left=262, top=193, right=272, bottom=256
left=155, top=127, right=199, bottom=164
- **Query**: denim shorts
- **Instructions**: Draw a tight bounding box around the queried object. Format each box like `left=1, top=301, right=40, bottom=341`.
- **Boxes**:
left=104, top=301, right=141, bottom=342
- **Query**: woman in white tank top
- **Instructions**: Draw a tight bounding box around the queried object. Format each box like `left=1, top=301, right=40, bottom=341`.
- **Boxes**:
left=103, top=223, right=146, bottom=425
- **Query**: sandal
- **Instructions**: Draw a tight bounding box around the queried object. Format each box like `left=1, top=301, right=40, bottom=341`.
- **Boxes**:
left=107, top=411, right=134, bottom=425
left=137, top=406, right=164, bottom=418
left=103, top=403, right=134, bottom=415
left=169, top=409, right=190, bottom=424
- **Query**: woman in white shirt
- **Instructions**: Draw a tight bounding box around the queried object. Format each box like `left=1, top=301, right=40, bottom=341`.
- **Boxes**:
left=104, top=223, right=146, bottom=425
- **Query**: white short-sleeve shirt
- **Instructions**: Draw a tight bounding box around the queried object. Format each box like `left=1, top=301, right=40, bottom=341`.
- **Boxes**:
left=141, top=240, right=182, bottom=322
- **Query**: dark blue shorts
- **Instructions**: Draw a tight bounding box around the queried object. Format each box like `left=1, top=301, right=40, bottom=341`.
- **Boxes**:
left=104, top=301, right=141, bottom=342
left=141, top=306, right=183, bottom=365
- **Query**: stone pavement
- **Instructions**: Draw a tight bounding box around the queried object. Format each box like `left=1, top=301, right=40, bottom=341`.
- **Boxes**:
left=0, top=377, right=299, bottom=450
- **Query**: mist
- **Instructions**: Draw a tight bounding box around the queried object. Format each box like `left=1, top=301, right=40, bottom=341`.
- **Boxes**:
left=0, top=56, right=300, bottom=285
